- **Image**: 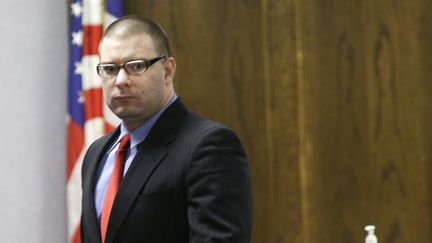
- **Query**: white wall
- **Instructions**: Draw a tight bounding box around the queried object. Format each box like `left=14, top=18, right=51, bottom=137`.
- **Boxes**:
left=0, top=1, right=68, bottom=242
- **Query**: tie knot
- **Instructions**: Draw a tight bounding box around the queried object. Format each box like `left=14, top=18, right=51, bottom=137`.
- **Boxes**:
left=119, top=134, right=130, bottom=150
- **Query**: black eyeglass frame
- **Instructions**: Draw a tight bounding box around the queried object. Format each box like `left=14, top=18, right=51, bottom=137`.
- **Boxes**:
left=96, top=55, right=166, bottom=78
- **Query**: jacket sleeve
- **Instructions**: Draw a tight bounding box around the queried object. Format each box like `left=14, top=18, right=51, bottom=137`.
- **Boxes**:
left=186, top=126, right=252, bottom=243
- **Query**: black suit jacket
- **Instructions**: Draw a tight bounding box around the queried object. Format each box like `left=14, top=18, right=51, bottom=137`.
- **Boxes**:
left=81, top=99, right=252, bottom=243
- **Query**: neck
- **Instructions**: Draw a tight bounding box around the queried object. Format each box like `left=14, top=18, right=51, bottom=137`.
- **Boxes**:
left=123, top=91, right=175, bottom=132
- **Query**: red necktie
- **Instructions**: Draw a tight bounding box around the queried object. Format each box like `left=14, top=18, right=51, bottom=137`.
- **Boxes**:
left=100, top=134, right=130, bottom=243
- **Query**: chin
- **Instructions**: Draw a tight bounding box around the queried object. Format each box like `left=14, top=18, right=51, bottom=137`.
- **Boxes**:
left=114, top=109, right=144, bottom=121
left=112, top=107, right=133, bottom=119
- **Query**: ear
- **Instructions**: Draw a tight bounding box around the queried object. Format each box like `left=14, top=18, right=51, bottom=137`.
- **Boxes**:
left=164, top=57, right=176, bottom=85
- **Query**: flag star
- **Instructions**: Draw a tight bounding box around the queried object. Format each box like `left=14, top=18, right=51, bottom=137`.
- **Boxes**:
left=74, top=61, right=83, bottom=75
left=77, top=91, right=85, bottom=104
left=72, top=31, right=83, bottom=46
left=71, top=2, right=83, bottom=17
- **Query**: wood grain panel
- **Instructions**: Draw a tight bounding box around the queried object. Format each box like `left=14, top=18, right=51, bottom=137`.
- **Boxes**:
left=300, top=0, right=432, bottom=242
left=262, top=0, right=305, bottom=242
left=363, top=1, right=432, bottom=242
left=299, top=0, right=370, bottom=241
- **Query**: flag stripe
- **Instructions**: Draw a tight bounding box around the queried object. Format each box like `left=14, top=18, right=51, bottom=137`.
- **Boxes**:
left=67, top=121, right=84, bottom=179
left=72, top=228, right=81, bottom=243
left=105, top=121, right=116, bottom=133
left=81, top=56, right=103, bottom=90
left=83, top=88, right=104, bottom=120
left=83, top=25, right=103, bottom=55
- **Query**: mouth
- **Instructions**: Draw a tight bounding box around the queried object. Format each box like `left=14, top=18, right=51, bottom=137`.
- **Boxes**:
left=113, top=95, right=134, bottom=101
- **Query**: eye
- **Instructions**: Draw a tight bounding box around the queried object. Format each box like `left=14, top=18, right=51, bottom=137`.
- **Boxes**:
left=125, top=61, right=147, bottom=73
left=101, top=65, right=118, bottom=75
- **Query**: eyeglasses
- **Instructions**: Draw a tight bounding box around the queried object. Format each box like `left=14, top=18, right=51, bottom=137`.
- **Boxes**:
left=96, top=55, right=166, bottom=78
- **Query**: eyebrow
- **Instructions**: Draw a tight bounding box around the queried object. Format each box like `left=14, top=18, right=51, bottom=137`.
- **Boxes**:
left=99, top=58, right=151, bottom=65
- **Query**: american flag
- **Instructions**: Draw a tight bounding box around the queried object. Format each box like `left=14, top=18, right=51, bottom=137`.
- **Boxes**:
left=67, top=0, right=123, bottom=242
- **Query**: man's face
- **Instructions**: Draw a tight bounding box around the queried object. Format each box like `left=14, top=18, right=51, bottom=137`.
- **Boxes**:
left=99, top=33, right=175, bottom=131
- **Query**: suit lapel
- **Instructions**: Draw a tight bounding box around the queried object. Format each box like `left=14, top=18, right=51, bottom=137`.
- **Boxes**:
left=105, top=99, right=189, bottom=243
left=105, top=142, right=168, bottom=242
left=82, top=128, right=120, bottom=243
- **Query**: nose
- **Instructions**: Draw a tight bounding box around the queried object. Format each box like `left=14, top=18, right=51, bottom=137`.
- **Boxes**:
left=114, top=68, right=131, bottom=88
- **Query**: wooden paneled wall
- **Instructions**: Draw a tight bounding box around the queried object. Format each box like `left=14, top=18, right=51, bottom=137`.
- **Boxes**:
left=124, top=1, right=432, bottom=242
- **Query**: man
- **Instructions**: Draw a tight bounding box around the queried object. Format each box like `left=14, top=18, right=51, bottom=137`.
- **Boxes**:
left=81, top=15, right=252, bottom=243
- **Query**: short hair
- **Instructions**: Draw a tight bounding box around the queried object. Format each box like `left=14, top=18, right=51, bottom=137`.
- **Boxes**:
left=101, top=15, right=172, bottom=57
